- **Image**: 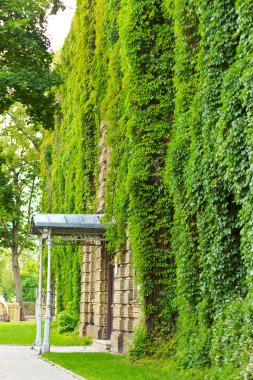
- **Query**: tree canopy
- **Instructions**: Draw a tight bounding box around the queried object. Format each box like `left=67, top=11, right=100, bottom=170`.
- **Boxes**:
left=0, top=0, right=64, bottom=128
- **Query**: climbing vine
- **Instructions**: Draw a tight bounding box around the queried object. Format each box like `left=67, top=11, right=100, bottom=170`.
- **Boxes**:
left=118, top=0, right=176, bottom=335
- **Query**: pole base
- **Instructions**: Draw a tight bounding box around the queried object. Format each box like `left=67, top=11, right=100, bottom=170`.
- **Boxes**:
left=35, top=338, right=42, bottom=347
left=41, top=343, right=50, bottom=353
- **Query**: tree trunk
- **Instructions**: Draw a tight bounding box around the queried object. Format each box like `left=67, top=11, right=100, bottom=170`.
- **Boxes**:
left=11, top=251, right=25, bottom=321
left=11, top=218, right=25, bottom=321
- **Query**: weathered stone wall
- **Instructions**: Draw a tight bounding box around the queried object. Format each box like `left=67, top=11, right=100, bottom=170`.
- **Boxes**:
left=80, top=243, right=109, bottom=339
left=111, top=242, right=140, bottom=353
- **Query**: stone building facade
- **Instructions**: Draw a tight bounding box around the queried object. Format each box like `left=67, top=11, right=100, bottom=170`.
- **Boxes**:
left=79, top=123, right=141, bottom=353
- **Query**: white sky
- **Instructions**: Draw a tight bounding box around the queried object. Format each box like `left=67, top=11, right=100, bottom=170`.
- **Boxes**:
left=46, top=0, right=76, bottom=51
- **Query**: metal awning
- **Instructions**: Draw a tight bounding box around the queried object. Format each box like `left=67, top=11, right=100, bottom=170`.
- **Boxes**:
left=30, top=213, right=107, bottom=244
left=30, top=213, right=107, bottom=354
left=31, top=213, right=106, bottom=235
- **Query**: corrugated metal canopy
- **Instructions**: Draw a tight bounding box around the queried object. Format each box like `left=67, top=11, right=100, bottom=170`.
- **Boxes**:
left=30, top=214, right=106, bottom=236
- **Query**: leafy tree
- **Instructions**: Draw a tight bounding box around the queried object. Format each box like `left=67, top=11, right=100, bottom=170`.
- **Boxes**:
left=0, top=0, right=64, bottom=129
left=0, top=104, right=42, bottom=319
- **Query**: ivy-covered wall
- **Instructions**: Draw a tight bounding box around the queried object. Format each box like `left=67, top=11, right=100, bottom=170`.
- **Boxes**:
left=166, top=0, right=251, bottom=369
left=41, top=0, right=253, bottom=373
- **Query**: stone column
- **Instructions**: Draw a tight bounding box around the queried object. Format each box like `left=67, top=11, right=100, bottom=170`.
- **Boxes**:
left=111, top=238, right=141, bottom=353
left=79, top=245, right=94, bottom=336
left=86, top=243, right=109, bottom=339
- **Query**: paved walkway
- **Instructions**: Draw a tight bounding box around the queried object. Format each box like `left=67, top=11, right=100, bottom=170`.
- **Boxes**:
left=0, top=345, right=88, bottom=380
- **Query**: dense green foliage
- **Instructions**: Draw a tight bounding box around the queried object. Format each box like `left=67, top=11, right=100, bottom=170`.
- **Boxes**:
left=0, top=251, right=15, bottom=300
left=165, top=0, right=253, bottom=373
left=0, top=0, right=64, bottom=128
left=21, top=260, right=38, bottom=302
left=0, top=249, right=38, bottom=302
left=41, top=0, right=253, bottom=376
left=57, top=302, right=79, bottom=333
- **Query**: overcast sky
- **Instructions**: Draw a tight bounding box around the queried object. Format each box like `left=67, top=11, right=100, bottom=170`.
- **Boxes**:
left=46, top=0, right=76, bottom=51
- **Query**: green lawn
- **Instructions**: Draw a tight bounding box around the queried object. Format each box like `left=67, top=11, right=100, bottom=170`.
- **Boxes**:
left=0, top=322, right=92, bottom=346
left=43, top=352, right=243, bottom=380
left=43, top=352, right=187, bottom=380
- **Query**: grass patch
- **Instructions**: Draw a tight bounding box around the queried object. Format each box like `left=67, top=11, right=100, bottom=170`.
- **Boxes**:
left=42, top=353, right=245, bottom=380
left=43, top=352, right=187, bottom=380
left=0, top=322, right=92, bottom=346
left=0, top=322, right=36, bottom=345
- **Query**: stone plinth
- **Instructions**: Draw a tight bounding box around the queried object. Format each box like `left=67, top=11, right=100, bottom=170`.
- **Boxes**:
left=7, top=302, right=20, bottom=322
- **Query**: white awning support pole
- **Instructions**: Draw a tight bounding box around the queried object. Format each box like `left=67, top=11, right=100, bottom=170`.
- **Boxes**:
left=34, top=236, right=43, bottom=349
left=42, top=231, right=52, bottom=353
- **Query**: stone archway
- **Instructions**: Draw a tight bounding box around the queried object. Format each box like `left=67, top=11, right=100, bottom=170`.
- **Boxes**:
left=0, top=296, right=9, bottom=322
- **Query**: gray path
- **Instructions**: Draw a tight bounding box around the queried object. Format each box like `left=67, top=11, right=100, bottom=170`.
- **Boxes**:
left=0, top=345, right=86, bottom=380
